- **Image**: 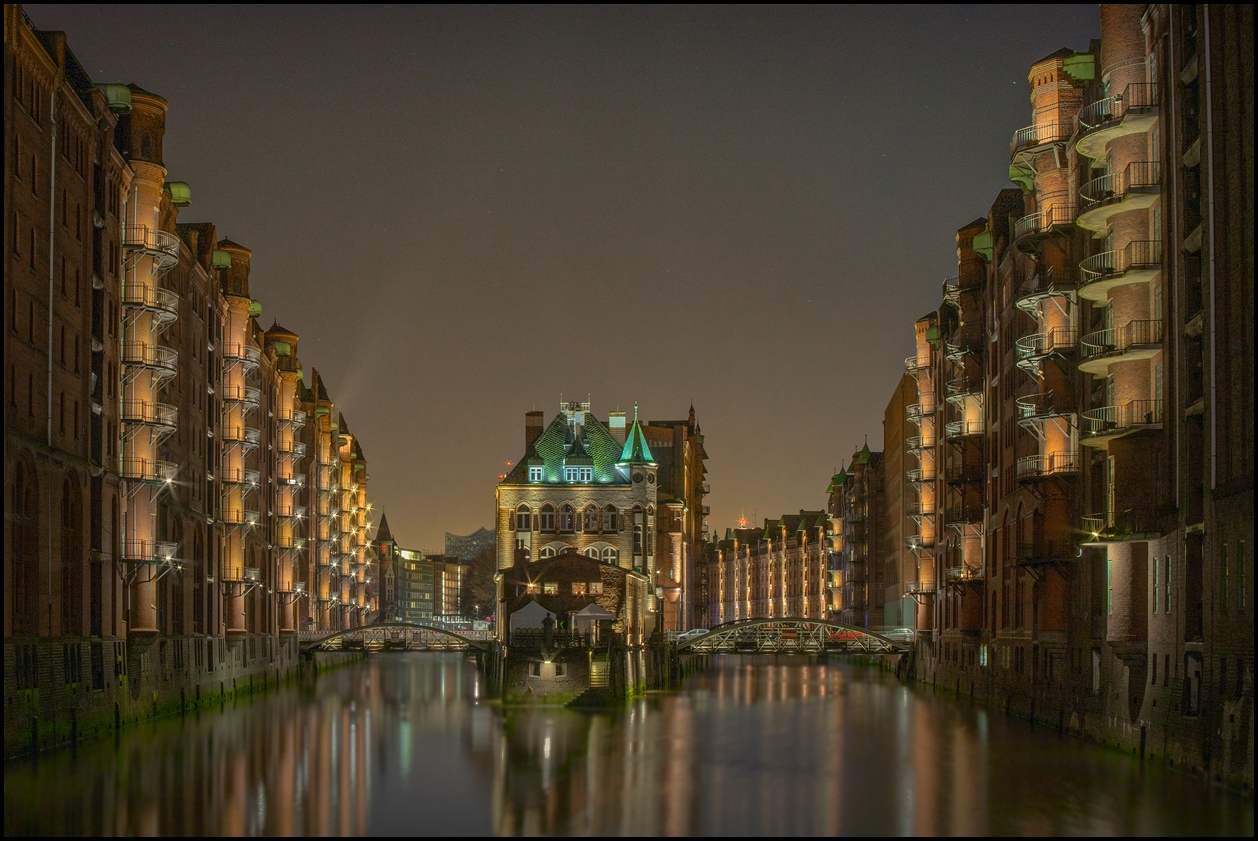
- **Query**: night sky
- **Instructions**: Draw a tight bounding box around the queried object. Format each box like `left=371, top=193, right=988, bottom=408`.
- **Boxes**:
left=28, top=5, right=1099, bottom=551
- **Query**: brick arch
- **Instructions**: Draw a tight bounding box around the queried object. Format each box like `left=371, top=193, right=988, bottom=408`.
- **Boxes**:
left=10, top=453, right=41, bottom=634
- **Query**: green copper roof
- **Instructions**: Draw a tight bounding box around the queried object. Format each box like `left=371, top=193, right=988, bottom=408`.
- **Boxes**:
left=619, top=408, right=656, bottom=466
left=508, top=411, right=626, bottom=484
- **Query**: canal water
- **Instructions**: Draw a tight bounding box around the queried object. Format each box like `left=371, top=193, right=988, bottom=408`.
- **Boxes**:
left=4, top=654, right=1252, bottom=836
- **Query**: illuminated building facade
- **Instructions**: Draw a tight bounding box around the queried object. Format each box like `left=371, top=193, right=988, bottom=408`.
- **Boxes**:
left=374, top=515, right=466, bottom=622
left=700, top=513, right=829, bottom=627
left=3, top=9, right=375, bottom=754
left=495, top=401, right=661, bottom=638
left=825, top=444, right=885, bottom=627
left=881, top=373, right=919, bottom=629
left=896, top=4, right=1252, bottom=786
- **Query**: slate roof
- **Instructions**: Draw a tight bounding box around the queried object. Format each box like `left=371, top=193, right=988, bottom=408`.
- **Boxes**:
left=502, top=411, right=629, bottom=486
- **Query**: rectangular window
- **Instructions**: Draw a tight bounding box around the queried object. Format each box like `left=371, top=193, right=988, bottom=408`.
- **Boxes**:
left=1165, top=556, right=1171, bottom=614
left=571, top=582, right=586, bottom=596
left=589, top=581, right=603, bottom=595
left=1221, top=544, right=1229, bottom=610
left=1151, top=653, right=1157, bottom=685
left=1239, top=540, right=1246, bottom=610
left=579, top=467, right=592, bottom=482
left=528, top=466, right=543, bottom=482
left=542, top=582, right=558, bottom=595
left=1107, top=560, right=1113, bottom=616
left=1152, top=556, right=1158, bottom=614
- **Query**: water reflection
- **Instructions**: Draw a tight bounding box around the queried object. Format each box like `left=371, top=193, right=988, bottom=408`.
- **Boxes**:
left=4, top=655, right=1253, bottom=836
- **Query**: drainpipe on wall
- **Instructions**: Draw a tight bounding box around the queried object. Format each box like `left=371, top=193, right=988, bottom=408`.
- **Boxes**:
left=1202, top=5, right=1217, bottom=490
left=46, top=37, right=62, bottom=633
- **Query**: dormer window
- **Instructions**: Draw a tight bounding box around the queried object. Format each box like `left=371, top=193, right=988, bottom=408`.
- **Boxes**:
left=563, top=466, right=593, bottom=482
left=564, top=467, right=578, bottom=482
left=528, top=466, right=543, bottom=482
left=579, top=467, right=592, bottom=482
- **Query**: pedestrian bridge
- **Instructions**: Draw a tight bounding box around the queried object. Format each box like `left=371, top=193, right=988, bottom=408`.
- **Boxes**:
left=676, top=619, right=909, bottom=654
left=300, top=622, right=490, bottom=653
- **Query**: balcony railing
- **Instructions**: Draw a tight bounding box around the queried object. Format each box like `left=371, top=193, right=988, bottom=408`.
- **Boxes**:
left=1080, top=319, right=1163, bottom=362
left=278, top=409, right=307, bottom=427
left=280, top=473, right=308, bottom=488
left=1015, top=326, right=1077, bottom=360
left=121, top=283, right=179, bottom=320
left=904, top=354, right=929, bottom=375
left=1016, top=452, right=1080, bottom=481
left=1013, top=201, right=1076, bottom=245
left=1080, top=508, right=1160, bottom=542
left=1077, top=83, right=1160, bottom=132
left=122, top=400, right=178, bottom=429
left=944, top=419, right=984, bottom=439
left=1010, top=120, right=1073, bottom=159
left=944, top=339, right=982, bottom=362
left=906, top=467, right=937, bottom=484
left=277, top=535, right=307, bottom=550
left=121, top=225, right=181, bottom=267
left=279, top=440, right=307, bottom=458
left=1015, top=265, right=1077, bottom=313
left=1082, top=399, right=1163, bottom=437
left=1079, top=240, right=1162, bottom=290
left=906, top=400, right=937, bottom=421
left=222, top=425, right=261, bottom=447
left=119, top=539, right=179, bottom=565
left=907, top=534, right=935, bottom=552
left=1016, top=391, right=1073, bottom=421
left=221, top=508, right=260, bottom=527
left=946, top=464, right=984, bottom=484
left=120, top=458, right=177, bottom=482
left=1079, top=161, right=1160, bottom=215
left=121, top=342, right=178, bottom=375
left=220, top=467, right=261, bottom=486
left=277, top=505, right=308, bottom=520
left=221, top=384, right=261, bottom=408
left=945, top=376, right=983, bottom=399
left=222, top=343, right=262, bottom=367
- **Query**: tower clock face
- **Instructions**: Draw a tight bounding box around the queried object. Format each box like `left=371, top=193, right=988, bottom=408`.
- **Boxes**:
left=633, top=472, right=644, bottom=483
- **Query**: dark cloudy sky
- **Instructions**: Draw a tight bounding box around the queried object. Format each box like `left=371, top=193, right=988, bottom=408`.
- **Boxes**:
left=29, top=4, right=1098, bottom=550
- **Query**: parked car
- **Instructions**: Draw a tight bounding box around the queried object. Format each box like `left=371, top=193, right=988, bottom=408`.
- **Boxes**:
left=884, top=628, right=915, bottom=643
left=675, top=628, right=709, bottom=643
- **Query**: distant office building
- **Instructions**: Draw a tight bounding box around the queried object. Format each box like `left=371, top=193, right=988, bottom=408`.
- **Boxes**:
left=445, top=527, right=495, bottom=562
left=374, top=515, right=467, bottom=621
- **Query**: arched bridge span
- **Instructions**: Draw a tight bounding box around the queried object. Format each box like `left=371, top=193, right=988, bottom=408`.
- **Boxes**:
left=301, top=622, right=489, bottom=653
left=677, top=619, right=909, bottom=654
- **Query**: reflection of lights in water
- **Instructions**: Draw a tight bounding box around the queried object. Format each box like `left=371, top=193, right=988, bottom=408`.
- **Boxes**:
left=256, top=781, right=267, bottom=832
left=399, top=720, right=411, bottom=781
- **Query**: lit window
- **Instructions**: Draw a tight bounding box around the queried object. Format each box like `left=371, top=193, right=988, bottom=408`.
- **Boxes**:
left=559, top=504, right=575, bottom=532
left=540, top=505, right=555, bottom=532
left=564, top=467, right=578, bottom=482
left=589, top=581, right=603, bottom=595
left=515, top=505, right=531, bottom=531
left=543, top=582, right=558, bottom=595
left=529, top=466, right=543, bottom=482
left=572, top=582, right=587, bottom=595
left=603, top=505, right=618, bottom=531
left=539, top=546, right=556, bottom=559
left=579, top=467, right=593, bottom=482
left=526, top=582, right=539, bottom=594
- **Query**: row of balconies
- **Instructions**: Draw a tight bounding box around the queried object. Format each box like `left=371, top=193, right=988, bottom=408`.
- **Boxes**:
left=1010, top=83, right=1160, bottom=165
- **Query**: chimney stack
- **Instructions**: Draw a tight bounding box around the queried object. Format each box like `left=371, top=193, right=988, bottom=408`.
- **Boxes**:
left=525, top=411, right=545, bottom=448
left=608, top=411, right=627, bottom=446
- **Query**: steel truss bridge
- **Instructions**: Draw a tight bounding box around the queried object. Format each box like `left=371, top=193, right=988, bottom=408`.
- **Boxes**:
left=300, top=622, right=489, bottom=654
left=676, top=619, right=909, bottom=655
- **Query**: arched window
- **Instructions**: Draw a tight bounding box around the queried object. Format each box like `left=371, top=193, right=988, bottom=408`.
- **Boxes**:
left=583, top=505, right=598, bottom=533
left=603, top=505, right=618, bottom=532
left=601, top=547, right=618, bottom=564
left=539, top=545, right=557, bottom=560
left=13, top=462, right=39, bottom=633
left=584, top=547, right=599, bottom=559
left=61, top=475, right=83, bottom=634
left=559, top=504, right=575, bottom=532
left=515, top=504, right=531, bottom=531
left=540, top=504, right=555, bottom=532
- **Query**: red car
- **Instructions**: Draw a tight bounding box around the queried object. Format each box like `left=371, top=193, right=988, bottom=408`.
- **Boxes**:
left=828, top=630, right=865, bottom=642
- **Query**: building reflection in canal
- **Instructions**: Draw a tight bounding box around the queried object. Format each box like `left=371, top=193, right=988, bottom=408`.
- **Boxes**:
left=4, top=654, right=1253, bottom=836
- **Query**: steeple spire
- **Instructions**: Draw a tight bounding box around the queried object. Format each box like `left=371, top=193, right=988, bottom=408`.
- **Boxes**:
left=619, top=405, right=656, bottom=466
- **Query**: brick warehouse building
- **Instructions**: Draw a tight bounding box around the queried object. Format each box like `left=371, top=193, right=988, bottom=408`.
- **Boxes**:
left=892, top=4, right=1252, bottom=787
left=4, top=8, right=377, bottom=756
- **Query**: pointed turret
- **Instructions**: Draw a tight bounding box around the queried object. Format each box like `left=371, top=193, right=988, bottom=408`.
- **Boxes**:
left=619, top=405, right=656, bottom=466
left=375, top=510, right=393, bottom=544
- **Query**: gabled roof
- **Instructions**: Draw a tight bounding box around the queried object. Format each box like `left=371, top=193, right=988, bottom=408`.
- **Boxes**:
left=502, top=411, right=628, bottom=485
